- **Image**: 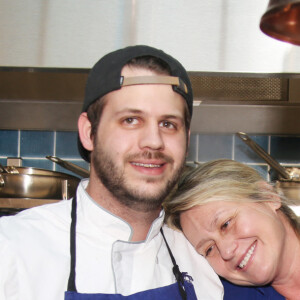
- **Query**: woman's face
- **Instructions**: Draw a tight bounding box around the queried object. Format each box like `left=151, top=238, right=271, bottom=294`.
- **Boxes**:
left=180, top=200, right=286, bottom=286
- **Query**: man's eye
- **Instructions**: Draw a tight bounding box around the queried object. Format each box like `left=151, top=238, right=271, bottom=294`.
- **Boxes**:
left=160, top=121, right=176, bottom=129
left=123, top=117, right=138, bottom=125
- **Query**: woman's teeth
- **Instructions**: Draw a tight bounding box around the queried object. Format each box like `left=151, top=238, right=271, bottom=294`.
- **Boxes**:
left=239, top=243, right=256, bottom=269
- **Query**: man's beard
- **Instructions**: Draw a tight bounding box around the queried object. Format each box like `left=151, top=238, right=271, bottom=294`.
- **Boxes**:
left=91, top=142, right=185, bottom=212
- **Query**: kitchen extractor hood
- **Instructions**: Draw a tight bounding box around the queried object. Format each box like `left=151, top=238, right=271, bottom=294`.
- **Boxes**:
left=0, top=67, right=300, bottom=135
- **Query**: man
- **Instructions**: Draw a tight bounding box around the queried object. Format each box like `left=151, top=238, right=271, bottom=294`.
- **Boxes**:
left=0, top=45, right=223, bottom=299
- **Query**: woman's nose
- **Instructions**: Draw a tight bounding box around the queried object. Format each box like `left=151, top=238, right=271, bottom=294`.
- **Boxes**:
left=218, top=238, right=237, bottom=261
left=139, top=123, right=164, bottom=150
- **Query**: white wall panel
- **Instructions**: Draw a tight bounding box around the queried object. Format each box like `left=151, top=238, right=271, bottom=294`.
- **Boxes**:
left=1, top=0, right=300, bottom=72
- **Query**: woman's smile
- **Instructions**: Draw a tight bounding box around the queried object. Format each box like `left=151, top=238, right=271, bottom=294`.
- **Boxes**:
left=180, top=200, right=285, bottom=286
left=237, top=241, right=257, bottom=270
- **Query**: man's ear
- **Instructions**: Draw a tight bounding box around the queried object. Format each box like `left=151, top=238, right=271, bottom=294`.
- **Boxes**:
left=78, top=112, right=94, bottom=152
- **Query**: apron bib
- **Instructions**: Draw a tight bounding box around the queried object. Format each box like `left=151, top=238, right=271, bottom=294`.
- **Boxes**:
left=65, top=196, right=197, bottom=300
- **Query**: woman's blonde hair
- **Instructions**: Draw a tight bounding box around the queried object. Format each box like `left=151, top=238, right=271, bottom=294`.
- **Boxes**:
left=164, top=159, right=300, bottom=235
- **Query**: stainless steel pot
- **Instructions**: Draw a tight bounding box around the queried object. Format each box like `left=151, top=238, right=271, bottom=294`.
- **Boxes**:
left=0, top=165, right=80, bottom=200
left=237, top=132, right=300, bottom=203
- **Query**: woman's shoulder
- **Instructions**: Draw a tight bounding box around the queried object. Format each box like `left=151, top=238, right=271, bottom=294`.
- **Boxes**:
left=221, top=278, right=285, bottom=300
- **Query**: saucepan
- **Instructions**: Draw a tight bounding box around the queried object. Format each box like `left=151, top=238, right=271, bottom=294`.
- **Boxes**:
left=0, top=162, right=80, bottom=200
left=236, top=132, right=300, bottom=203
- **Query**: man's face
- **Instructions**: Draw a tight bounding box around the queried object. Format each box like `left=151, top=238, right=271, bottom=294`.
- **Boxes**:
left=90, top=66, right=189, bottom=211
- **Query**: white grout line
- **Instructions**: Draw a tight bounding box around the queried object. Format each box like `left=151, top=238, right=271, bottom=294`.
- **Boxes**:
left=52, top=131, right=57, bottom=171
left=53, top=131, right=57, bottom=156
left=196, top=134, right=199, bottom=163
left=267, top=135, right=271, bottom=182
left=17, top=130, right=21, bottom=157
left=232, top=134, right=235, bottom=160
left=18, top=157, right=85, bottom=161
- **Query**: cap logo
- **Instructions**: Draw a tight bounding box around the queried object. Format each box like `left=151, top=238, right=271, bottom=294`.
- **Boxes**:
left=120, top=76, right=188, bottom=94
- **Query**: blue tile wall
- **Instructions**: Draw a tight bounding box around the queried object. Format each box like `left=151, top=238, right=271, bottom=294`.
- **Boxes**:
left=186, top=134, right=198, bottom=164
left=234, top=135, right=269, bottom=164
left=0, top=130, right=19, bottom=158
left=0, top=130, right=89, bottom=178
left=20, top=131, right=55, bottom=161
left=22, top=158, right=54, bottom=170
left=270, top=136, right=300, bottom=164
left=196, top=134, right=233, bottom=161
left=1, top=129, right=300, bottom=181
left=186, top=133, right=300, bottom=181
left=56, top=131, right=81, bottom=158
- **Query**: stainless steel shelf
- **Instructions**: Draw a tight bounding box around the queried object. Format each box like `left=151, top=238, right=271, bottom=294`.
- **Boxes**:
left=1, top=99, right=300, bottom=135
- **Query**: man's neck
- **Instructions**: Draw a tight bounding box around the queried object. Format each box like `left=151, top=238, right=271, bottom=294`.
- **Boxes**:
left=86, top=177, right=162, bottom=242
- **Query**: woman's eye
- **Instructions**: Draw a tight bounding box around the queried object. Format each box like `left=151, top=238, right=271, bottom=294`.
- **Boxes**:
left=205, top=245, right=215, bottom=257
left=221, top=219, right=231, bottom=230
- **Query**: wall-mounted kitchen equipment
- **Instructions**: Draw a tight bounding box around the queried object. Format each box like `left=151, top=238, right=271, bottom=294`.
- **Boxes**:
left=1, top=67, right=300, bottom=135
left=237, top=132, right=300, bottom=203
left=260, top=0, right=300, bottom=46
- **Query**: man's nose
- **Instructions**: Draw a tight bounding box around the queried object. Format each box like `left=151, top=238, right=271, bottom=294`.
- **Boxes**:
left=218, top=238, right=237, bottom=261
left=139, top=123, right=164, bottom=150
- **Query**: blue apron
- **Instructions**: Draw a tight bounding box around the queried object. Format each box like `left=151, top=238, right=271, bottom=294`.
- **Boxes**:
left=65, top=196, right=197, bottom=300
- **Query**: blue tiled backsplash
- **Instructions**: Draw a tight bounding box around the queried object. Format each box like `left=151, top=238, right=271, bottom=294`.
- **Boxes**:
left=0, top=130, right=90, bottom=177
left=1, top=130, right=300, bottom=181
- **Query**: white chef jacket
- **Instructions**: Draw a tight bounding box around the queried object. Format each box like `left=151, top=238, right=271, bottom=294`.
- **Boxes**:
left=0, top=179, right=223, bottom=300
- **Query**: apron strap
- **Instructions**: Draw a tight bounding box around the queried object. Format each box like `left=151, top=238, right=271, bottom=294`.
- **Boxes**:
left=67, top=195, right=77, bottom=292
left=160, top=228, right=187, bottom=300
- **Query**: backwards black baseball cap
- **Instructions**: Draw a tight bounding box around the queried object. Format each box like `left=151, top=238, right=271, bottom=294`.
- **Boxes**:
left=79, top=45, right=193, bottom=162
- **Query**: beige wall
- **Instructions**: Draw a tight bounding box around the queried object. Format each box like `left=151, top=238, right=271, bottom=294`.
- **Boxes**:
left=1, top=0, right=300, bottom=73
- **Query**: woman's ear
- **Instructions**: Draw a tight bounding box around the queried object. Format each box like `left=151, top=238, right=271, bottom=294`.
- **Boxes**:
left=257, top=181, right=281, bottom=210
left=78, top=112, right=94, bottom=152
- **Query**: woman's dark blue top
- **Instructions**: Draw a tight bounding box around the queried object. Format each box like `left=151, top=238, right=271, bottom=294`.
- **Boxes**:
left=222, top=278, right=285, bottom=299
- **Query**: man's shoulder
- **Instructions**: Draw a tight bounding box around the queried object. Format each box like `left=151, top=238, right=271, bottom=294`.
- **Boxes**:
left=161, top=224, right=206, bottom=262
left=0, top=200, right=71, bottom=239
left=162, top=224, right=224, bottom=299
left=161, top=224, right=191, bottom=245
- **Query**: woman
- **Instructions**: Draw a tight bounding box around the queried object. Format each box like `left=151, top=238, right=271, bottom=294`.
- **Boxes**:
left=165, top=159, right=300, bottom=299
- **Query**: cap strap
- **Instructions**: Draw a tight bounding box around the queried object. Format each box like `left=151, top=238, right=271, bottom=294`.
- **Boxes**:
left=121, top=76, right=188, bottom=94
